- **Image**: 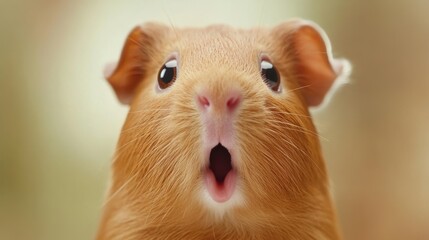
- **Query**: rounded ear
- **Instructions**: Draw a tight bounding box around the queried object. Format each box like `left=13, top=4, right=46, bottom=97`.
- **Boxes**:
left=271, top=19, right=351, bottom=107
left=105, top=23, right=169, bottom=105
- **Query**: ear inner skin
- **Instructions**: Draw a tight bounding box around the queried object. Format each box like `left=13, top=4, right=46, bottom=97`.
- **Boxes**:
left=273, top=20, right=349, bottom=107
left=107, top=26, right=145, bottom=105
left=106, top=23, right=169, bottom=105
left=293, top=26, right=337, bottom=106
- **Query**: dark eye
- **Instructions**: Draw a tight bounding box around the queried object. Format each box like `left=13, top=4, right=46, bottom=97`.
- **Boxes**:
left=158, top=59, right=177, bottom=89
left=261, top=60, right=280, bottom=92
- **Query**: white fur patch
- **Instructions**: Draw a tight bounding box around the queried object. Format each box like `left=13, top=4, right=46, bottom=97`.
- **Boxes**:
left=199, top=185, right=244, bottom=219
left=103, top=61, right=118, bottom=79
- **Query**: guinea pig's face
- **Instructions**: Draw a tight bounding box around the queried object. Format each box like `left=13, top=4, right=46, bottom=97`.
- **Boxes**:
left=105, top=21, right=349, bottom=226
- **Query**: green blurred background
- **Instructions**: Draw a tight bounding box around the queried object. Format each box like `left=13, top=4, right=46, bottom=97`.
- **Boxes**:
left=1, top=0, right=428, bottom=239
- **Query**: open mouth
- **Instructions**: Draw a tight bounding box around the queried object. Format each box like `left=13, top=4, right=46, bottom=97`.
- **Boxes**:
left=204, top=144, right=237, bottom=203
left=210, top=144, right=232, bottom=183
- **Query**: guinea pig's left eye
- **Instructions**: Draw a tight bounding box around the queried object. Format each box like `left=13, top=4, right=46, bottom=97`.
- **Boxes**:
left=158, top=59, right=177, bottom=89
left=261, top=60, right=280, bottom=92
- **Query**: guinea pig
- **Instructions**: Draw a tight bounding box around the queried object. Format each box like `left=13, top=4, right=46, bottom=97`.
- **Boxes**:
left=97, top=19, right=350, bottom=240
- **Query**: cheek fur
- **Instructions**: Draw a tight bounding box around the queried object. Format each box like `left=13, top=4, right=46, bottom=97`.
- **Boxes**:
left=110, top=95, right=206, bottom=220
left=236, top=95, right=325, bottom=205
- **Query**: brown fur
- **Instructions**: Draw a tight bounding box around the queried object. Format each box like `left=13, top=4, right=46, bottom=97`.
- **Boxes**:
left=97, top=20, right=346, bottom=240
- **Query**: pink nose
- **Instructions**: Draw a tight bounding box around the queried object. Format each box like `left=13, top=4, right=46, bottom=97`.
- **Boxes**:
left=197, top=91, right=241, bottom=112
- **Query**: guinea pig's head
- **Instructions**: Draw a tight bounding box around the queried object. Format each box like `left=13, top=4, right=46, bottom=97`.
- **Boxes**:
left=105, top=20, right=349, bottom=227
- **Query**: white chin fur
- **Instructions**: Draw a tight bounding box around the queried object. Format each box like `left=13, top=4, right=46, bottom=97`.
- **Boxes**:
left=200, top=186, right=244, bottom=219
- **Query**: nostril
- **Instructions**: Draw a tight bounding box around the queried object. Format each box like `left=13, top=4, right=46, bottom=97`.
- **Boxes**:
left=198, top=95, right=210, bottom=108
left=226, top=96, right=241, bottom=111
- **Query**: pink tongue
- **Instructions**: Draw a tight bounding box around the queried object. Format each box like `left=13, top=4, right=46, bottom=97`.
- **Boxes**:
left=205, top=169, right=236, bottom=203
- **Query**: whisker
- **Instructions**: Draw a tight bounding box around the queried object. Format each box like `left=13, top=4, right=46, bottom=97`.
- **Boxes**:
left=102, top=170, right=140, bottom=207
left=263, top=107, right=313, bottom=119
left=160, top=1, right=179, bottom=40
left=285, top=84, right=312, bottom=94
left=264, top=119, right=328, bottom=141
left=128, top=108, right=171, bottom=114
left=240, top=117, right=326, bottom=140
left=263, top=128, right=310, bottom=158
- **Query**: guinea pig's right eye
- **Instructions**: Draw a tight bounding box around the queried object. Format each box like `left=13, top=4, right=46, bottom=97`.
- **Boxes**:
left=158, top=59, right=177, bottom=89
left=261, top=60, right=280, bottom=92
